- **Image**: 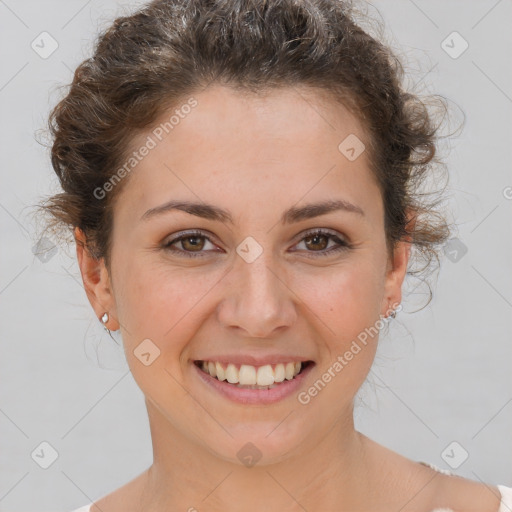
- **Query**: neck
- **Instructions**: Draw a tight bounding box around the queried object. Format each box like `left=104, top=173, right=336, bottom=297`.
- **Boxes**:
left=141, top=398, right=375, bottom=512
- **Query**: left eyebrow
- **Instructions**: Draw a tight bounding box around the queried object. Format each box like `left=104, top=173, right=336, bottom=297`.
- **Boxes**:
left=140, top=198, right=365, bottom=224
left=140, top=200, right=233, bottom=223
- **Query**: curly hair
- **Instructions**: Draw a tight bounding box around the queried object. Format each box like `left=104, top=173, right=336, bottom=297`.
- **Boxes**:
left=37, top=0, right=457, bottom=310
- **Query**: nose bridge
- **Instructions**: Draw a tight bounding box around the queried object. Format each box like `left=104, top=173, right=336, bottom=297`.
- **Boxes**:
left=240, top=246, right=281, bottom=300
left=220, top=240, right=296, bottom=337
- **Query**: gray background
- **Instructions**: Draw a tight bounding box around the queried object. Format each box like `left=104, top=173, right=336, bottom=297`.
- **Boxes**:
left=0, top=0, right=511, bottom=510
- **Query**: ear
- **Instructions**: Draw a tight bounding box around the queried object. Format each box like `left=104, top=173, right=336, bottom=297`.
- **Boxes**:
left=74, top=227, right=119, bottom=330
left=380, top=208, right=416, bottom=318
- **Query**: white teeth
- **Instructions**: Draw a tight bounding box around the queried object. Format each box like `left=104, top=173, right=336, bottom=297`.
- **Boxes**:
left=274, top=363, right=285, bottom=383
left=256, top=365, right=274, bottom=386
left=215, top=362, right=226, bottom=381
left=239, top=364, right=257, bottom=385
left=226, top=363, right=239, bottom=384
left=285, top=362, right=295, bottom=380
left=198, top=360, right=305, bottom=385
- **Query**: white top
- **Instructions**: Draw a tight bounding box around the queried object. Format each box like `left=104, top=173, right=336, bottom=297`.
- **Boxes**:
left=419, top=461, right=512, bottom=512
left=69, top=462, right=512, bottom=512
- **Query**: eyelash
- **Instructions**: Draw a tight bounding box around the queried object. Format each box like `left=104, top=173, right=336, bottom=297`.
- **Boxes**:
left=162, top=229, right=350, bottom=258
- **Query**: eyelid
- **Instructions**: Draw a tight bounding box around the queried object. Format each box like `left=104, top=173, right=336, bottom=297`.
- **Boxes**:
left=162, top=227, right=350, bottom=258
left=295, top=227, right=345, bottom=242
left=290, top=228, right=350, bottom=256
left=162, top=228, right=218, bottom=246
left=162, top=229, right=220, bottom=257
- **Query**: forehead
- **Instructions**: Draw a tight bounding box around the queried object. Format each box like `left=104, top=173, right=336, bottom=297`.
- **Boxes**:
left=114, top=85, right=381, bottom=225
left=161, top=85, right=365, bottom=155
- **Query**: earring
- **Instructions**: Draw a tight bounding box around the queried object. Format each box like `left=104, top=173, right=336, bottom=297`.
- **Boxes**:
left=99, top=311, right=119, bottom=344
left=387, top=302, right=400, bottom=319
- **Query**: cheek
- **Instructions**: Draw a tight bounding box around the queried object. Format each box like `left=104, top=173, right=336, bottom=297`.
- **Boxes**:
left=114, top=259, right=222, bottom=351
left=113, top=263, right=209, bottom=399
left=298, top=265, right=383, bottom=399
left=114, top=246, right=385, bottom=357
left=300, top=258, right=384, bottom=332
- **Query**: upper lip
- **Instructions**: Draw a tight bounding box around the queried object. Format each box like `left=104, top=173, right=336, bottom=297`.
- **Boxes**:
left=193, top=354, right=314, bottom=367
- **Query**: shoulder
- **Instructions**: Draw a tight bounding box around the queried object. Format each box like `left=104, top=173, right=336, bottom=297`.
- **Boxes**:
left=88, top=469, right=150, bottom=512
left=360, top=436, right=502, bottom=512
left=416, top=461, right=503, bottom=512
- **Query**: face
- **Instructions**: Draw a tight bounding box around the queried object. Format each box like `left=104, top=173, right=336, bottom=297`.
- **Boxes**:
left=77, top=85, right=410, bottom=466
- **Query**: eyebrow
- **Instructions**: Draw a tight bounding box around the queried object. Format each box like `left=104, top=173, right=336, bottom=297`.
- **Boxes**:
left=140, top=198, right=365, bottom=224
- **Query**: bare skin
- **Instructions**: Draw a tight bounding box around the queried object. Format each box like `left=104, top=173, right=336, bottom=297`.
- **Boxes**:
left=87, top=435, right=502, bottom=512
left=76, top=85, right=502, bottom=512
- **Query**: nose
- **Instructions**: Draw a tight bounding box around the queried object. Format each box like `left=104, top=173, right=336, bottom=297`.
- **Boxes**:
left=216, top=249, right=297, bottom=338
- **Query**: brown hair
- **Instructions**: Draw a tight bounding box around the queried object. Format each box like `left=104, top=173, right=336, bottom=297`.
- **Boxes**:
left=37, top=0, right=457, bottom=309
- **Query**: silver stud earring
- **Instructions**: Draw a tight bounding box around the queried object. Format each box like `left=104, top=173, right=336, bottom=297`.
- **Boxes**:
left=99, top=311, right=119, bottom=344
left=388, top=302, right=400, bottom=319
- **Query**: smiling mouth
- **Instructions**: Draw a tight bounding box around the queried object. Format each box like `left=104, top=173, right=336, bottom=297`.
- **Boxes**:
left=194, top=360, right=314, bottom=389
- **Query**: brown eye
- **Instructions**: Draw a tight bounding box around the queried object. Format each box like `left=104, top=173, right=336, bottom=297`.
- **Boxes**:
left=180, top=235, right=206, bottom=252
left=293, top=229, right=350, bottom=257
left=163, top=231, right=217, bottom=258
left=304, top=233, right=329, bottom=251
left=162, top=229, right=350, bottom=259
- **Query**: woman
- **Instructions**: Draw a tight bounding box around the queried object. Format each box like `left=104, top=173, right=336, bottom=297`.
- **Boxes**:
left=38, top=0, right=511, bottom=510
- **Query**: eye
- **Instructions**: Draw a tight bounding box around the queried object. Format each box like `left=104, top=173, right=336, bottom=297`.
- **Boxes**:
left=291, top=229, right=350, bottom=257
left=162, top=228, right=350, bottom=258
left=162, top=230, right=218, bottom=258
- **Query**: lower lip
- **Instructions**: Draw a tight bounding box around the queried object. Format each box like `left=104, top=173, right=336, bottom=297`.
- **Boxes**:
left=192, top=362, right=315, bottom=405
